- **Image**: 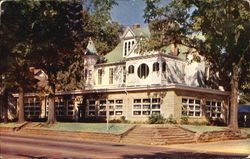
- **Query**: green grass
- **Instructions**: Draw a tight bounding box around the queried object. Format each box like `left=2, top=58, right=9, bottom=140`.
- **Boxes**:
left=0, top=122, right=23, bottom=127
left=33, top=123, right=135, bottom=134
left=240, top=128, right=250, bottom=138
left=180, top=125, right=226, bottom=132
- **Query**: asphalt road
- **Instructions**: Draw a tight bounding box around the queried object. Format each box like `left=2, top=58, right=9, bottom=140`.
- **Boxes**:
left=0, top=133, right=249, bottom=158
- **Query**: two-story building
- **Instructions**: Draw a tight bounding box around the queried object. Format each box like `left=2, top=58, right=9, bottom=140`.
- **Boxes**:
left=15, top=24, right=230, bottom=123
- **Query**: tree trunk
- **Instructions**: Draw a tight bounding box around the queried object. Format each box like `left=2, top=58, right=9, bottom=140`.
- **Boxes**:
left=3, top=88, right=8, bottom=123
left=18, top=87, right=25, bottom=123
left=229, top=67, right=239, bottom=131
left=47, top=83, right=56, bottom=124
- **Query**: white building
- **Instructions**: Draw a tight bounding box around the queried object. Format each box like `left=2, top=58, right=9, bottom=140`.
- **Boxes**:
left=15, top=25, right=230, bottom=123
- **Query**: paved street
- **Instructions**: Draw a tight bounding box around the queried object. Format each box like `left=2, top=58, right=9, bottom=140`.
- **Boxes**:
left=0, top=133, right=249, bottom=158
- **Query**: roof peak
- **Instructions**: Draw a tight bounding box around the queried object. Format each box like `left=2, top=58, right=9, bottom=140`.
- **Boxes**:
left=86, top=38, right=98, bottom=56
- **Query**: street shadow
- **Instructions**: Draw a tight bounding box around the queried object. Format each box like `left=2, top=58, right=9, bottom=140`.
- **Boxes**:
left=112, top=144, right=126, bottom=147
left=122, top=151, right=245, bottom=159
left=15, top=154, right=49, bottom=159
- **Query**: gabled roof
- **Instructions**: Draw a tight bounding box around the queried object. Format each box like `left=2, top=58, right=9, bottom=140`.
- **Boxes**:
left=131, top=26, right=150, bottom=37
left=104, top=25, right=200, bottom=63
left=121, top=26, right=150, bottom=39
left=104, top=42, right=123, bottom=63
left=161, top=44, right=189, bottom=60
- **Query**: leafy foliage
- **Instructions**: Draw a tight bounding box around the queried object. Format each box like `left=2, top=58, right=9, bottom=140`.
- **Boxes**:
left=148, top=113, right=166, bottom=124
left=143, top=0, right=250, bottom=130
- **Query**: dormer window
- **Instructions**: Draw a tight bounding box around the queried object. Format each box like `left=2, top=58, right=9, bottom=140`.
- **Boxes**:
left=123, top=40, right=136, bottom=57
left=128, top=42, right=131, bottom=52
left=124, top=42, right=127, bottom=56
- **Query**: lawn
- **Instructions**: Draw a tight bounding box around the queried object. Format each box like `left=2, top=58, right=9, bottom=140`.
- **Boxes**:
left=180, top=125, right=227, bottom=132
left=240, top=128, right=250, bottom=137
left=33, top=122, right=135, bottom=134
left=0, top=122, right=23, bottom=128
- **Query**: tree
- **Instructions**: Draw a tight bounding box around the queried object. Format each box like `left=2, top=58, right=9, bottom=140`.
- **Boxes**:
left=86, top=0, right=122, bottom=56
left=143, top=0, right=250, bottom=131
left=57, top=0, right=122, bottom=91
left=1, top=1, right=40, bottom=123
left=29, top=0, right=120, bottom=123
left=1, top=0, right=121, bottom=124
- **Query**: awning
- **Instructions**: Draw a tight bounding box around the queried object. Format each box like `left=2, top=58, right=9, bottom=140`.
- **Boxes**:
left=238, top=105, right=250, bottom=113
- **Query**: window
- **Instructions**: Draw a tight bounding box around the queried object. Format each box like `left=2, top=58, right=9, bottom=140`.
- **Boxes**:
left=123, top=66, right=126, bottom=83
left=98, top=69, right=102, bottom=85
left=137, top=63, right=149, bottom=79
left=128, top=42, right=131, bottom=52
left=55, top=97, right=65, bottom=116
left=182, top=98, right=201, bottom=117
left=94, top=99, right=123, bottom=117
left=132, top=41, right=135, bottom=46
left=109, top=68, right=114, bottom=84
left=24, top=97, right=41, bottom=117
left=128, top=65, right=134, bottom=74
left=124, top=42, right=127, bottom=56
left=84, top=69, right=88, bottom=79
left=67, top=100, right=74, bottom=116
left=98, top=100, right=107, bottom=116
left=206, top=100, right=222, bottom=118
left=133, top=98, right=161, bottom=116
left=162, top=62, right=166, bottom=72
left=153, top=62, right=159, bottom=71
left=88, top=100, right=96, bottom=116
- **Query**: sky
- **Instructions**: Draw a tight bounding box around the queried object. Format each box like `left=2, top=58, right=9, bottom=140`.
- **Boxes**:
left=110, top=0, right=147, bottom=27
left=110, top=0, right=170, bottom=27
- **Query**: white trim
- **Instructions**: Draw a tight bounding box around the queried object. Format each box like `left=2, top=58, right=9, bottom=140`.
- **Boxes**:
left=120, top=27, right=135, bottom=39
left=13, top=84, right=229, bottom=98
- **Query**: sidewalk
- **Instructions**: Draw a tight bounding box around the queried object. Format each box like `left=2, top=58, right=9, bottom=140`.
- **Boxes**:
left=165, top=139, right=250, bottom=156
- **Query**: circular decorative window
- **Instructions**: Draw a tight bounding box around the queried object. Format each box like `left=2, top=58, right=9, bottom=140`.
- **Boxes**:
left=137, top=63, right=149, bottom=79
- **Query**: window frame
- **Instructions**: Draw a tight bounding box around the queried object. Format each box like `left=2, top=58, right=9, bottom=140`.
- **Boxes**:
left=181, top=98, right=202, bottom=118
left=162, top=62, right=166, bottom=72
left=153, top=62, right=160, bottom=72
left=128, top=65, right=134, bottom=74
left=98, top=69, right=103, bottom=85
left=133, top=98, right=161, bottom=116
left=137, top=63, right=149, bottom=79
left=205, top=100, right=222, bottom=118
left=109, top=68, right=114, bottom=84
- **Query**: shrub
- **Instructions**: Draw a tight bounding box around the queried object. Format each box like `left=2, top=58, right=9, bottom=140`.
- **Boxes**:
left=148, top=114, right=166, bottom=124
left=208, top=118, right=226, bottom=126
left=166, top=114, right=177, bottom=124
left=180, top=116, right=189, bottom=124
left=110, top=119, right=122, bottom=123
left=190, top=121, right=210, bottom=126
left=110, top=116, right=129, bottom=123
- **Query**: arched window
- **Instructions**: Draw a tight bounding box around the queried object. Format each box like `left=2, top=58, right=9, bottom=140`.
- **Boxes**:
left=153, top=62, right=159, bottom=71
left=162, top=62, right=166, bottom=72
left=137, top=63, right=149, bottom=79
left=128, top=65, right=134, bottom=74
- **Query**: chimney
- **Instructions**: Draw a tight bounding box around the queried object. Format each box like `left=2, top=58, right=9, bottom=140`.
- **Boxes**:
left=171, top=43, right=179, bottom=56
left=132, top=24, right=140, bottom=29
